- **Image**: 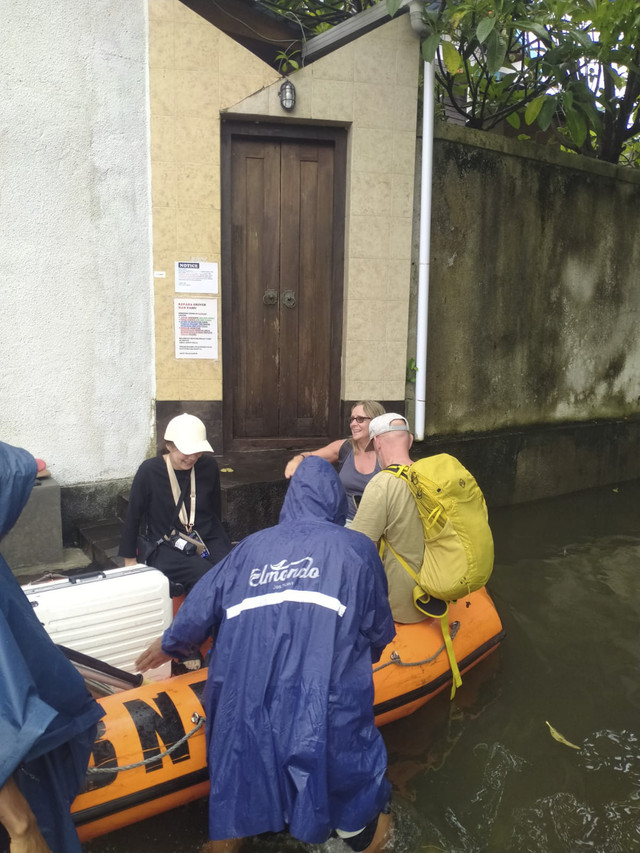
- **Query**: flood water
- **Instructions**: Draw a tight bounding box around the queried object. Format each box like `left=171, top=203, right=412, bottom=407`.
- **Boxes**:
left=85, top=479, right=640, bottom=853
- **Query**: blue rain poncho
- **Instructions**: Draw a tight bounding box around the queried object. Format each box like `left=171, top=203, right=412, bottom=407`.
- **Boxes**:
left=0, top=442, right=103, bottom=853
left=162, top=456, right=396, bottom=843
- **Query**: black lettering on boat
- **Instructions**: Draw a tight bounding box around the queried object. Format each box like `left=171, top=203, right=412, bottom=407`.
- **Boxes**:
left=81, top=719, right=118, bottom=792
left=123, top=692, right=190, bottom=773
left=188, top=677, right=207, bottom=706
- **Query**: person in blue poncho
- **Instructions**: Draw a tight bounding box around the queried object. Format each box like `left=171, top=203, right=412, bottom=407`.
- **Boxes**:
left=137, top=456, right=396, bottom=853
left=0, top=441, right=104, bottom=853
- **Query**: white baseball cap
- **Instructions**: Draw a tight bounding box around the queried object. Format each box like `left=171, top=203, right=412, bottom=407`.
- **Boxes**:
left=164, top=413, right=213, bottom=454
left=365, top=413, right=410, bottom=450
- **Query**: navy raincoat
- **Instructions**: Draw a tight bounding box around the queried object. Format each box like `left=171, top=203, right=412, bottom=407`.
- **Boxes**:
left=0, top=442, right=103, bottom=853
left=162, top=456, right=396, bottom=843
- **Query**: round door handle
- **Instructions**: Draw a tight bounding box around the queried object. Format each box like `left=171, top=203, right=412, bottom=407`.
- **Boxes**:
left=263, top=289, right=279, bottom=306
left=282, top=290, right=296, bottom=309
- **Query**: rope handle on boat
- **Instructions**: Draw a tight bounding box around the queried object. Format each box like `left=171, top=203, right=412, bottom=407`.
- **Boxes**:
left=372, top=621, right=460, bottom=672
left=86, top=712, right=206, bottom=775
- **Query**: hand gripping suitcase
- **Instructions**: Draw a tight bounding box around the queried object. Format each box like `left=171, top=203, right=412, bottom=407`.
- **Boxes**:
left=22, top=564, right=173, bottom=681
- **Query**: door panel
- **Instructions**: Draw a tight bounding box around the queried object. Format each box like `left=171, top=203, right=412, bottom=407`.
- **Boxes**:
left=230, top=140, right=281, bottom=438
left=223, top=125, right=345, bottom=449
left=279, top=142, right=334, bottom=436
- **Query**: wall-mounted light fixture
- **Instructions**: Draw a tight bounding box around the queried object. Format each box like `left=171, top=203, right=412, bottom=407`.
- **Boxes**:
left=278, top=79, right=296, bottom=111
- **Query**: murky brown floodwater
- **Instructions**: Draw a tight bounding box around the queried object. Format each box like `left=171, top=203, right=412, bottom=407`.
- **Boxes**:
left=85, top=479, right=640, bottom=853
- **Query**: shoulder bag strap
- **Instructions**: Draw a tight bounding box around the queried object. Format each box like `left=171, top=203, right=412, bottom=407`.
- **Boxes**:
left=164, top=454, right=196, bottom=533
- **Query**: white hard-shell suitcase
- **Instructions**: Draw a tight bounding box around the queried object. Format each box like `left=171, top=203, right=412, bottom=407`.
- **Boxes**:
left=23, top=564, right=173, bottom=681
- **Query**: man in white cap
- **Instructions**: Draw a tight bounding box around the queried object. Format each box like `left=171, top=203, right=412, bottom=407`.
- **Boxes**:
left=351, top=414, right=428, bottom=624
left=119, top=413, right=232, bottom=592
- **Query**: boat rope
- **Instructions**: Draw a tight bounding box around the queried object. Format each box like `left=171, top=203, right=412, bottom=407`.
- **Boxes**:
left=86, top=713, right=206, bottom=775
left=372, top=621, right=460, bottom=672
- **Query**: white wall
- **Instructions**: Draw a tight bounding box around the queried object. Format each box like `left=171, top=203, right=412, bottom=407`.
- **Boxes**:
left=0, top=1, right=154, bottom=485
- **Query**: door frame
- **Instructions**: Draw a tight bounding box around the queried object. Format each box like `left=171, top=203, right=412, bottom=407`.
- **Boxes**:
left=220, top=119, right=347, bottom=451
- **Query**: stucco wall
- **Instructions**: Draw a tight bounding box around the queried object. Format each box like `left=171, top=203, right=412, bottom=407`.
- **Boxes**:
left=419, top=123, right=640, bottom=436
left=0, top=1, right=154, bottom=485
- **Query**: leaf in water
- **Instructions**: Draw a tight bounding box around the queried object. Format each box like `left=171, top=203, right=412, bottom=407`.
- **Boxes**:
left=220, top=467, right=234, bottom=473
left=612, top=488, right=619, bottom=493
left=546, top=721, right=581, bottom=750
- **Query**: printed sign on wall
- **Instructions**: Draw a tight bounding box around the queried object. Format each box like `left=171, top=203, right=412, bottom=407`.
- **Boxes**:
left=175, top=261, right=218, bottom=294
left=174, top=299, right=218, bottom=359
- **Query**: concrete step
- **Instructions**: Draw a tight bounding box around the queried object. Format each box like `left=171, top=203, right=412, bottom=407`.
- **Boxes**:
left=77, top=518, right=125, bottom=570
left=12, top=547, right=94, bottom=584
left=216, top=449, right=289, bottom=541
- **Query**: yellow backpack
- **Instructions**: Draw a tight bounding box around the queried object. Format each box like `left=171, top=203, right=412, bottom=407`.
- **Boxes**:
left=381, top=454, right=494, bottom=696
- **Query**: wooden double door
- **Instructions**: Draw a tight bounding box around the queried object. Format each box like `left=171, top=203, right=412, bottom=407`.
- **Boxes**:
left=222, top=123, right=346, bottom=449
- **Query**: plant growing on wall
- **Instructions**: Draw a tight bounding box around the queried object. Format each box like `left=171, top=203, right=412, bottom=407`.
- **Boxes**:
left=388, top=0, right=640, bottom=166
left=538, top=0, right=640, bottom=164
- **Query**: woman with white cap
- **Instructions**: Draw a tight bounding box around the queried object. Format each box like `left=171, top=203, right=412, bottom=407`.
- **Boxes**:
left=119, top=413, right=231, bottom=592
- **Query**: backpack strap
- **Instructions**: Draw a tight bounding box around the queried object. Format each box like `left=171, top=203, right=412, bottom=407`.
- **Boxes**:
left=384, top=463, right=409, bottom=480
left=380, top=468, right=463, bottom=699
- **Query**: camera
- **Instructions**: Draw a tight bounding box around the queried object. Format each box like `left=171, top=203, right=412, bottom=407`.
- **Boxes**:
left=167, top=532, right=197, bottom=556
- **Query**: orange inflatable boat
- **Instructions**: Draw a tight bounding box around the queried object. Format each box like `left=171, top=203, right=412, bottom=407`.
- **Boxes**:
left=72, top=587, right=504, bottom=841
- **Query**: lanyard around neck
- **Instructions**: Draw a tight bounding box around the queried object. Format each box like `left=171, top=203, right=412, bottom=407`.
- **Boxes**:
left=164, top=454, right=196, bottom=532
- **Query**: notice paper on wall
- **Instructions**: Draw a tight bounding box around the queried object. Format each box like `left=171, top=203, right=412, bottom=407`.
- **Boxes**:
left=175, top=261, right=218, bottom=294
left=174, top=299, right=218, bottom=359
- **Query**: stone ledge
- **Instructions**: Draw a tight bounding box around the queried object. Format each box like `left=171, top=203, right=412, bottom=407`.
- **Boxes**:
left=2, top=477, right=63, bottom=568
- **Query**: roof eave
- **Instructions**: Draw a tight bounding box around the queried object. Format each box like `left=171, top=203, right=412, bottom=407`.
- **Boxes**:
left=302, top=0, right=414, bottom=64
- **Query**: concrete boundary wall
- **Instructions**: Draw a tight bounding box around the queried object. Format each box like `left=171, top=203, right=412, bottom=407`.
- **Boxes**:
left=403, top=123, right=640, bottom=500
left=417, top=123, right=640, bottom=436
left=412, top=416, right=640, bottom=508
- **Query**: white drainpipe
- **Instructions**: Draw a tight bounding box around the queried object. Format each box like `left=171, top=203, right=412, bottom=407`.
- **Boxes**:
left=409, top=1, right=433, bottom=441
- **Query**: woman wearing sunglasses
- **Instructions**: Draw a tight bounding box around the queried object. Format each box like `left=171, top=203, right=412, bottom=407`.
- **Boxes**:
left=284, top=400, right=385, bottom=522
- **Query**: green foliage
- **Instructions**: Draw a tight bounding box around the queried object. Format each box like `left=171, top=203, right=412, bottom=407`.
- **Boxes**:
left=258, top=0, right=381, bottom=34
left=275, top=48, right=301, bottom=73
left=619, top=135, right=640, bottom=169
left=406, top=357, right=418, bottom=384
left=413, top=0, right=640, bottom=165
left=416, top=0, right=585, bottom=132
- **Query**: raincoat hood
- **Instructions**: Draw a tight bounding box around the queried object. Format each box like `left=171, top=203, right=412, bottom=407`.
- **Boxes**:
left=279, top=456, right=348, bottom=526
left=0, top=441, right=37, bottom=540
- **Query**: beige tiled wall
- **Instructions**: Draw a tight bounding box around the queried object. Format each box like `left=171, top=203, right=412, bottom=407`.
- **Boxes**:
left=148, top=0, right=279, bottom=401
left=149, top=2, right=419, bottom=403
left=223, top=16, right=419, bottom=403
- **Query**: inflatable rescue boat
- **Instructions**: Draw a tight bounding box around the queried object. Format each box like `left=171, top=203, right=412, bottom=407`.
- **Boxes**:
left=69, top=586, right=504, bottom=841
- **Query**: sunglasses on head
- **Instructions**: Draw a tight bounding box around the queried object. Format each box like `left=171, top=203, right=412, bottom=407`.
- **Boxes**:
left=349, top=416, right=371, bottom=424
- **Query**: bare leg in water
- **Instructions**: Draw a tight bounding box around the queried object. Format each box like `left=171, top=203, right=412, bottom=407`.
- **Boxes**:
left=363, top=810, right=393, bottom=852
left=199, top=811, right=392, bottom=853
